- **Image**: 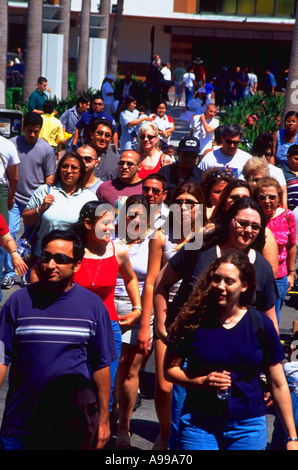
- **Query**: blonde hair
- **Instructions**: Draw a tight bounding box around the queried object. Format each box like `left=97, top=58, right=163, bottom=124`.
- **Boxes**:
left=138, top=122, right=160, bottom=152
left=242, top=157, right=270, bottom=182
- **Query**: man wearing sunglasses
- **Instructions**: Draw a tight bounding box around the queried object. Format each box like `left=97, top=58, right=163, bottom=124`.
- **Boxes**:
left=0, top=229, right=118, bottom=450
left=199, top=123, right=251, bottom=180
left=72, top=94, right=118, bottom=149
left=142, top=173, right=169, bottom=229
left=96, top=150, right=143, bottom=206
left=77, top=144, right=102, bottom=194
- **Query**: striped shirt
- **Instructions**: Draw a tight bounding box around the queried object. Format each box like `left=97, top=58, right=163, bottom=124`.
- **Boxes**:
left=281, top=164, right=298, bottom=211
left=0, top=282, right=118, bottom=436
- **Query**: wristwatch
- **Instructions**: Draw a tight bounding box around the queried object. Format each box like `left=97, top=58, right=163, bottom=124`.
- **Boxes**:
left=132, top=306, right=143, bottom=312
left=287, top=437, right=298, bottom=442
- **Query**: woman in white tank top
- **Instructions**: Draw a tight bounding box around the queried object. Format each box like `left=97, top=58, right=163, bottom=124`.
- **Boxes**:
left=141, top=182, right=206, bottom=450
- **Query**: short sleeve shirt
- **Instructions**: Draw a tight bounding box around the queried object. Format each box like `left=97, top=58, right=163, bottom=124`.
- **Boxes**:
left=0, top=136, right=20, bottom=184
left=167, top=308, right=284, bottom=421
left=0, top=282, right=118, bottom=436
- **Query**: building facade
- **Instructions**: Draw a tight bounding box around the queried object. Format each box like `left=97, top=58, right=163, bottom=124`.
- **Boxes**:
left=8, top=0, right=296, bottom=90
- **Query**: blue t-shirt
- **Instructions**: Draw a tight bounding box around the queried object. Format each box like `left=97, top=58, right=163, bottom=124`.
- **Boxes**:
left=275, top=129, right=298, bottom=167
left=76, top=110, right=117, bottom=142
left=0, top=282, right=118, bottom=437
left=167, top=308, right=284, bottom=420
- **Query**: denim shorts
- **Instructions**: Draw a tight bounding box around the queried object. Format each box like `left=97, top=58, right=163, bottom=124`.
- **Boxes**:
left=114, top=295, right=153, bottom=347
left=178, top=407, right=267, bottom=450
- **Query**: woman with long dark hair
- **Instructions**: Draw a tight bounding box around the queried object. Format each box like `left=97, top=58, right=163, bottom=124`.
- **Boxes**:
left=141, top=182, right=206, bottom=450
left=71, top=200, right=142, bottom=418
left=113, top=194, right=154, bottom=449
left=164, top=252, right=297, bottom=450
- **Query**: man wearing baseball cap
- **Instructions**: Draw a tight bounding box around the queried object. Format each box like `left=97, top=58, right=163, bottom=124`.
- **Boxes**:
left=158, top=136, right=203, bottom=204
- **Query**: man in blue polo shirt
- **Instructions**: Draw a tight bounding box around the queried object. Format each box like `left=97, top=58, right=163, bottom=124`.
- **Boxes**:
left=72, top=94, right=118, bottom=149
left=0, top=229, right=117, bottom=450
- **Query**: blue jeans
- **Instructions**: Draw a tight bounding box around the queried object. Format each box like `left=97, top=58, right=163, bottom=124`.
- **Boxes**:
left=110, top=320, right=122, bottom=411
left=0, top=435, right=29, bottom=450
left=275, top=275, right=289, bottom=324
left=3, top=201, right=26, bottom=278
left=178, top=407, right=267, bottom=450
left=185, top=87, right=194, bottom=106
left=169, top=384, right=186, bottom=450
left=0, top=247, right=5, bottom=303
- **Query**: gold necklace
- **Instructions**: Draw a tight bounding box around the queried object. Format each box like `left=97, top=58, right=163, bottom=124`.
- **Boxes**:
left=219, top=310, right=241, bottom=325
left=85, top=257, right=102, bottom=287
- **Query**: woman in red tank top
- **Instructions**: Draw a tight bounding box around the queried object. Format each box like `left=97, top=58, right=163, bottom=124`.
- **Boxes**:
left=72, top=200, right=142, bottom=416
left=137, top=122, right=173, bottom=179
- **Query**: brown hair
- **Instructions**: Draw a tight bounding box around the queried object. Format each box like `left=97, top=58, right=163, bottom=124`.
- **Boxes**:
left=252, top=176, right=283, bottom=206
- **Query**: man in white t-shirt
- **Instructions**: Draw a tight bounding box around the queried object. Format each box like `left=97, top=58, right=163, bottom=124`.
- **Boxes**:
left=199, top=123, right=251, bottom=179
left=248, top=68, right=258, bottom=95
left=0, top=136, right=19, bottom=223
left=183, top=66, right=197, bottom=106
left=190, top=104, right=219, bottom=156
left=161, top=63, right=172, bottom=82
left=0, top=135, right=19, bottom=296
left=160, top=63, right=172, bottom=102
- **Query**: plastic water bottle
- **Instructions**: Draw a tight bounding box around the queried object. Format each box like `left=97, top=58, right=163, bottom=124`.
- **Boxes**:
left=217, top=387, right=231, bottom=400
left=217, top=369, right=231, bottom=400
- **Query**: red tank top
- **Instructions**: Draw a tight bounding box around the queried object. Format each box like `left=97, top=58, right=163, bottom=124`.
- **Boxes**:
left=138, top=154, right=164, bottom=179
left=73, top=242, right=120, bottom=321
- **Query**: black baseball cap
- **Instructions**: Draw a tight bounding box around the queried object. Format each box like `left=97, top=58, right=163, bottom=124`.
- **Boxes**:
left=178, top=136, right=200, bottom=153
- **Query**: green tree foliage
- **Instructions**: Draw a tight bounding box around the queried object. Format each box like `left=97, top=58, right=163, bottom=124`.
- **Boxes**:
left=219, top=92, right=285, bottom=151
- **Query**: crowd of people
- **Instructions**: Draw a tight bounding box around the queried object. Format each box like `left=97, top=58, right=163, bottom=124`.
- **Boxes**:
left=0, top=62, right=297, bottom=452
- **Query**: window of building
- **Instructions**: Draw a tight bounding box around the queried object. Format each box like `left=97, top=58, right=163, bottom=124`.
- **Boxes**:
left=256, top=0, right=275, bottom=16
left=237, top=0, right=255, bottom=15
left=197, top=0, right=295, bottom=17
left=275, top=0, right=295, bottom=17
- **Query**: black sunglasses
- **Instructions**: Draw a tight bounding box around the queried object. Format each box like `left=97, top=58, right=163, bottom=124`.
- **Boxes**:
left=224, top=138, right=241, bottom=145
left=142, top=186, right=162, bottom=195
left=82, top=156, right=97, bottom=163
left=118, top=161, right=136, bottom=167
left=234, top=218, right=262, bottom=232
left=41, top=251, right=75, bottom=265
left=140, top=134, right=156, bottom=140
left=258, top=194, right=277, bottom=201
left=174, top=199, right=199, bottom=208
left=95, top=130, right=112, bottom=138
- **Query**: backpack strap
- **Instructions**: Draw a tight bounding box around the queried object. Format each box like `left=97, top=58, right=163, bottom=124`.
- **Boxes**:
left=248, top=308, right=270, bottom=365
